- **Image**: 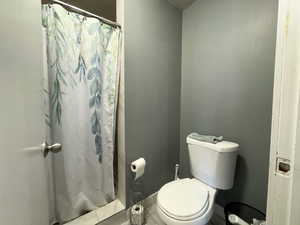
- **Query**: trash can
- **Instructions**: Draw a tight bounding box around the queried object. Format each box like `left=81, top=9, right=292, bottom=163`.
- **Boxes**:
left=224, top=202, right=266, bottom=225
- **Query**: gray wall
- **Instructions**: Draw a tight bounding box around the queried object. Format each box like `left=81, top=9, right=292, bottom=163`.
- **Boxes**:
left=180, top=0, right=277, bottom=212
left=124, top=0, right=182, bottom=206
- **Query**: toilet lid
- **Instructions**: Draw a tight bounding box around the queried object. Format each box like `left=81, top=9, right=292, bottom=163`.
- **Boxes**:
left=157, top=178, right=209, bottom=221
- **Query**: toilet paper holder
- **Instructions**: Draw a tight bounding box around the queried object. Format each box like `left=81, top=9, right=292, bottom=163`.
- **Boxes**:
left=131, top=158, right=146, bottom=180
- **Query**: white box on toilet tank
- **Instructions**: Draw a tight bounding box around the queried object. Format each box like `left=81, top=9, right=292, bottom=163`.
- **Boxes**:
left=186, top=137, right=239, bottom=190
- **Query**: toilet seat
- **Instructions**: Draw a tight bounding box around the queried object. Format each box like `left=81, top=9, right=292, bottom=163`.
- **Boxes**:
left=157, top=178, right=211, bottom=221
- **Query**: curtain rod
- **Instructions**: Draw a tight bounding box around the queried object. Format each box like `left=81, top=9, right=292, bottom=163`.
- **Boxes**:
left=49, top=0, right=121, bottom=29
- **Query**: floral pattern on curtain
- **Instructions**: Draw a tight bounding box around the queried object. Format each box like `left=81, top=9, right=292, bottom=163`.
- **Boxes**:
left=42, top=4, right=121, bottom=222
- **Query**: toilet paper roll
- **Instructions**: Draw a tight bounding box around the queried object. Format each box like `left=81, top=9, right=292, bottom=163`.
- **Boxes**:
left=131, top=158, right=146, bottom=180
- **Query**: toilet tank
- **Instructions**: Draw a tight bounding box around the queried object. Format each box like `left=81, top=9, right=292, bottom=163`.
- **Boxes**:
left=186, top=134, right=239, bottom=190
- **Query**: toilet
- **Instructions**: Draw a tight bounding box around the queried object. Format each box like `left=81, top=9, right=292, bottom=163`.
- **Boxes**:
left=157, top=134, right=239, bottom=225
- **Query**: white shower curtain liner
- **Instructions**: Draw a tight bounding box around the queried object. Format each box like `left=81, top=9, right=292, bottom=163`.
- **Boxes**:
left=42, top=4, right=122, bottom=222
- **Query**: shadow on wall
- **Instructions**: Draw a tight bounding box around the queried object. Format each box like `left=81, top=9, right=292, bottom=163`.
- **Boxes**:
left=128, top=173, right=145, bottom=206
left=125, top=0, right=182, bottom=207
left=217, top=155, right=248, bottom=207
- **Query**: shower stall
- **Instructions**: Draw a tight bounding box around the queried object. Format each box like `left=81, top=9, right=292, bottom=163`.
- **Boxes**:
left=42, top=0, right=126, bottom=224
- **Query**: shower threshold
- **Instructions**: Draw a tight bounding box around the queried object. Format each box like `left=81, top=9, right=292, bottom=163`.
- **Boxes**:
left=64, top=199, right=125, bottom=225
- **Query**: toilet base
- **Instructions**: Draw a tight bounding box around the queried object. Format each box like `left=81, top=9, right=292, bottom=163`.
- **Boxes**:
left=156, top=204, right=214, bottom=225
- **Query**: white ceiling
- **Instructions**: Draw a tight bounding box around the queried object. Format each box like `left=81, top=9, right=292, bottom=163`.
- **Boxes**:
left=168, top=0, right=197, bottom=9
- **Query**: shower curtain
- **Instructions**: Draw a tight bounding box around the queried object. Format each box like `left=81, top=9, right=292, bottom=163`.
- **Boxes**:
left=42, top=4, right=121, bottom=222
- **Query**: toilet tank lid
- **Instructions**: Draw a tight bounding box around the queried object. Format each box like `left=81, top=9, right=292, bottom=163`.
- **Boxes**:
left=186, top=136, right=239, bottom=153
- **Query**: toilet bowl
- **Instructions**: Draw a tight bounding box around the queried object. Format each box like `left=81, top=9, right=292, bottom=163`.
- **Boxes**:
left=156, top=178, right=217, bottom=225
left=156, top=134, right=239, bottom=225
